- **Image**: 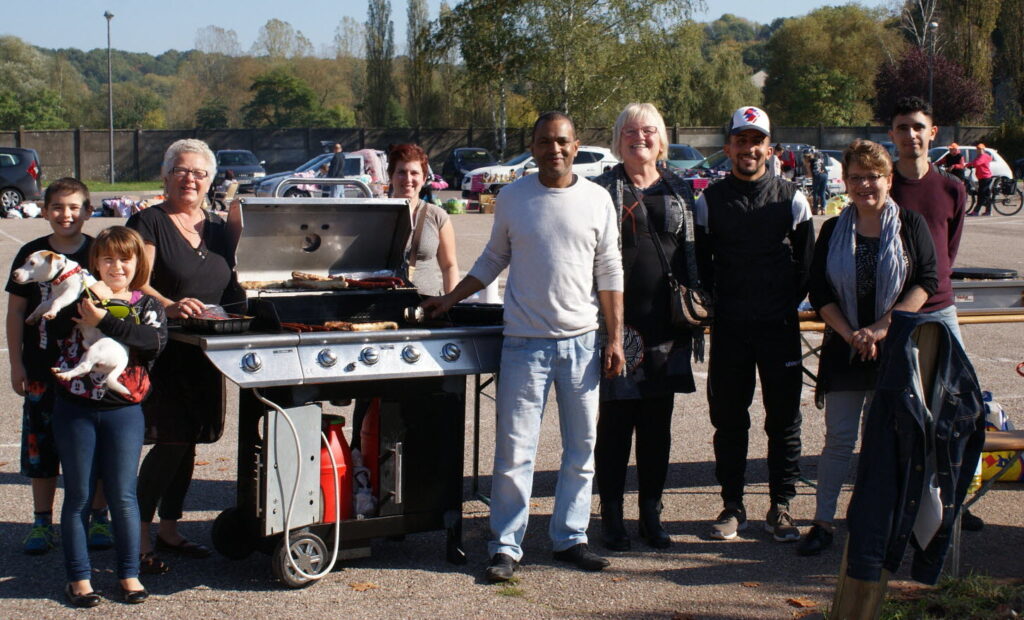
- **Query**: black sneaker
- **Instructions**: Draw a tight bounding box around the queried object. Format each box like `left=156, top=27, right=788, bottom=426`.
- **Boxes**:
left=961, top=509, right=984, bottom=532
left=484, top=553, right=518, bottom=583
left=797, top=523, right=834, bottom=556
left=552, top=543, right=610, bottom=571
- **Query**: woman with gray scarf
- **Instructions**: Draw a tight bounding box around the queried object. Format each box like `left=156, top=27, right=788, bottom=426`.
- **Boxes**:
left=798, top=139, right=938, bottom=556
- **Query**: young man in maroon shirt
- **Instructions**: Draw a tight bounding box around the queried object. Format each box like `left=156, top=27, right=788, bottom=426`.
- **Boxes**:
left=889, top=97, right=983, bottom=531
left=888, top=96, right=966, bottom=345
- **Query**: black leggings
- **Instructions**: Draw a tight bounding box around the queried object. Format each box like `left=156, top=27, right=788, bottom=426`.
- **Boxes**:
left=136, top=444, right=196, bottom=522
left=595, top=395, right=675, bottom=508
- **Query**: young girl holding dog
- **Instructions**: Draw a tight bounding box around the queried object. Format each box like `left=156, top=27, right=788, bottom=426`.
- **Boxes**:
left=49, top=226, right=168, bottom=607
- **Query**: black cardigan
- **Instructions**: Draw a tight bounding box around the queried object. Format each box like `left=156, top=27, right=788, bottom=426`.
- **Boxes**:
left=808, top=206, right=938, bottom=397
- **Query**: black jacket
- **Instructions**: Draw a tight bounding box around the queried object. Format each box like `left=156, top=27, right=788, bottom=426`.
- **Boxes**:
left=695, top=173, right=815, bottom=322
left=808, top=207, right=939, bottom=396
left=845, top=311, right=984, bottom=585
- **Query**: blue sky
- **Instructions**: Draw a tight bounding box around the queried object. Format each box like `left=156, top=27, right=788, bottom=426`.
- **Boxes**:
left=5, top=1, right=890, bottom=55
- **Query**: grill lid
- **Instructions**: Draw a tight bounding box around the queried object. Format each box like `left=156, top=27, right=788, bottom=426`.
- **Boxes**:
left=233, top=197, right=412, bottom=282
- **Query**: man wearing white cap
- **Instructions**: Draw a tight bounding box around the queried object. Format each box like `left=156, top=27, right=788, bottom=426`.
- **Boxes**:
left=694, top=106, right=814, bottom=543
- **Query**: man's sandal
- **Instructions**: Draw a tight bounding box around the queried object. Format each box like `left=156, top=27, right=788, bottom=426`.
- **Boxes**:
left=155, top=536, right=212, bottom=559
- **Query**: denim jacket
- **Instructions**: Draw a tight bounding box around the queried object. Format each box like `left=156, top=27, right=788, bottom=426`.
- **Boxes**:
left=845, top=311, right=984, bottom=585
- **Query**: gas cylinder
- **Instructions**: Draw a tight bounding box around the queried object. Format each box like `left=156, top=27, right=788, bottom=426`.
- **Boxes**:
left=359, top=398, right=381, bottom=498
left=320, top=416, right=353, bottom=524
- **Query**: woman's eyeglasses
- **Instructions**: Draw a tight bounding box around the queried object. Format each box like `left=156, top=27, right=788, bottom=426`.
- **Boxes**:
left=171, top=167, right=210, bottom=180
left=621, top=126, right=658, bottom=138
left=847, top=174, right=887, bottom=185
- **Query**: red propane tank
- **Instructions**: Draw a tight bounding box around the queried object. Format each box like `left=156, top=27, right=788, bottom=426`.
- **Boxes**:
left=359, top=398, right=381, bottom=498
left=320, top=417, right=353, bottom=524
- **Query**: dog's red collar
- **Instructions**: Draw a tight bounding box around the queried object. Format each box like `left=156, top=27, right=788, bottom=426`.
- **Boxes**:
left=50, top=264, right=82, bottom=286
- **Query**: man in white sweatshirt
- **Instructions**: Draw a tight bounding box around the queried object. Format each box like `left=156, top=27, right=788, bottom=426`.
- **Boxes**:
left=423, top=111, right=624, bottom=582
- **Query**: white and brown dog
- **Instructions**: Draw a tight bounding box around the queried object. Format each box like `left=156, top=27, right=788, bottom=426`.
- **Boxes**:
left=12, top=250, right=131, bottom=396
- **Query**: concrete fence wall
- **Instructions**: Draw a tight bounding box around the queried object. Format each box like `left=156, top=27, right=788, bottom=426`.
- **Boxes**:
left=0, top=125, right=995, bottom=183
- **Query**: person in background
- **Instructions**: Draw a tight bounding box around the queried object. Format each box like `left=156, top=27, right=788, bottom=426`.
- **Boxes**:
left=804, top=147, right=830, bottom=215
left=591, top=103, right=698, bottom=550
left=695, top=106, right=814, bottom=543
left=127, top=139, right=243, bottom=575
left=49, top=226, right=168, bottom=606
left=767, top=144, right=783, bottom=177
left=934, top=143, right=967, bottom=185
left=780, top=145, right=798, bottom=180
left=5, top=178, right=113, bottom=556
left=327, top=142, right=346, bottom=198
left=966, top=143, right=994, bottom=216
left=422, top=111, right=624, bottom=582
left=798, top=140, right=938, bottom=556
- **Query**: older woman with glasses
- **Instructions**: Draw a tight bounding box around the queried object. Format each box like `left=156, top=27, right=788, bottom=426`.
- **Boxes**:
left=798, top=139, right=938, bottom=556
left=590, top=103, right=700, bottom=550
left=126, top=139, right=244, bottom=574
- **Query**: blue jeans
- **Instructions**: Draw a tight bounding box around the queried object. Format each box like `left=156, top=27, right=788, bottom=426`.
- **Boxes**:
left=489, top=331, right=601, bottom=561
left=52, top=397, right=144, bottom=581
left=815, top=390, right=873, bottom=523
left=922, top=305, right=963, bottom=348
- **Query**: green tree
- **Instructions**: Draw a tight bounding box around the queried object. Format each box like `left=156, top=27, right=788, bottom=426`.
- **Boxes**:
left=993, top=0, right=1023, bottom=115
left=251, top=19, right=313, bottom=58
left=406, top=0, right=437, bottom=126
left=365, top=0, right=396, bottom=126
left=242, top=68, right=317, bottom=127
left=763, top=5, right=900, bottom=125
left=0, top=90, right=65, bottom=129
left=195, top=98, right=230, bottom=128
left=936, top=0, right=1002, bottom=110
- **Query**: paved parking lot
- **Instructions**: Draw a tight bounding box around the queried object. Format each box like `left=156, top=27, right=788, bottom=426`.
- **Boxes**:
left=0, top=208, right=1021, bottom=618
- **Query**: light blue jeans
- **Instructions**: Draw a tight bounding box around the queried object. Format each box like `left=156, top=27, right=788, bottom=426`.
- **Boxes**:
left=488, top=331, right=601, bottom=561
left=922, top=305, right=964, bottom=348
left=814, top=390, right=873, bottom=523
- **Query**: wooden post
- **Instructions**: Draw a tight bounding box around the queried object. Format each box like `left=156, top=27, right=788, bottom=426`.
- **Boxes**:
left=467, top=125, right=473, bottom=148
left=74, top=128, right=83, bottom=180
left=359, top=128, right=366, bottom=150
left=16, top=126, right=24, bottom=147
left=133, top=129, right=141, bottom=182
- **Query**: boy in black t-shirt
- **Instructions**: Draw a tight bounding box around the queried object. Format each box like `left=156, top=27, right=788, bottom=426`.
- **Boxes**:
left=5, top=178, right=111, bottom=554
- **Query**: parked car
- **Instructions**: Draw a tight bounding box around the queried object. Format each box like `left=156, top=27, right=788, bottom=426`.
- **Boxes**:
left=442, top=147, right=497, bottom=187
left=254, top=153, right=364, bottom=197
left=929, top=145, right=1014, bottom=183
left=214, top=150, right=266, bottom=193
left=681, top=147, right=845, bottom=195
left=666, top=144, right=704, bottom=171
left=462, top=146, right=618, bottom=193
left=0, top=147, right=42, bottom=210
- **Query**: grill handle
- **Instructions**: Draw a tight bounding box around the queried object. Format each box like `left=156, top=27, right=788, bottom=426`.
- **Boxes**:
left=393, top=441, right=403, bottom=505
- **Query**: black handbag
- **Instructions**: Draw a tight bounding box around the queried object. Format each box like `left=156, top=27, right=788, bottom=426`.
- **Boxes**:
left=627, top=180, right=713, bottom=329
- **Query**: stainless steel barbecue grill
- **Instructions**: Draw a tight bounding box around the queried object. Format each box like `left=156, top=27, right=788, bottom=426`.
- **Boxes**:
left=169, top=197, right=502, bottom=588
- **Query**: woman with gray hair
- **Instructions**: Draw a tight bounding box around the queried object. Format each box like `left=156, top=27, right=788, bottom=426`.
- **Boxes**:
left=127, top=138, right=243, bottom=573
left=591, top=103, right=699, bottom=550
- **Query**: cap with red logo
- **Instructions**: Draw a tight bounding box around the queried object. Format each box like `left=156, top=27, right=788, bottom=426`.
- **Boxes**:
left=728, top=106, right=771, bottom=137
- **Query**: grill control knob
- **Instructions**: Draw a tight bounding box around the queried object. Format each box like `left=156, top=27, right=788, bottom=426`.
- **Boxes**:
left=317, top=348, right=338, bottom=368
left=241, top=352, right=263, bottom=373
left=441, top=343, right=461, bottom=362
left=359, top=347, right=380, bottom=366
left=401, top=345, right=421, bottom=364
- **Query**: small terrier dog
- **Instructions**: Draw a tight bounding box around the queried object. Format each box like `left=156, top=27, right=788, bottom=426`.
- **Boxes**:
left=12, top=250, right=131, bottom=396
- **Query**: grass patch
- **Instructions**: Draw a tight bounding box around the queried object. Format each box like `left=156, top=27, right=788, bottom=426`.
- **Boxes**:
left=495, top=576, right=524, bottom=597
left=73, top=181, right=163, bottom=192
left=880, top=574, right=1024, bottom=619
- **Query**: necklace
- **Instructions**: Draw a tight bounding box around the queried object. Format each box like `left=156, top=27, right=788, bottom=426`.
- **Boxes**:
left=166, top=210, right=207, bottom=258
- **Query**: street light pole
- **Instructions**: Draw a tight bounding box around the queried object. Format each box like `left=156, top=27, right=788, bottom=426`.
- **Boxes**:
left=104, top=11, right=114, bottom=184
left=927, top=21, right=939, bottom=110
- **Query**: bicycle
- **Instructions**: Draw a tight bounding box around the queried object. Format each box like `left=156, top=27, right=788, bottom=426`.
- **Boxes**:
left=991, top=176, right=1023, bottom=216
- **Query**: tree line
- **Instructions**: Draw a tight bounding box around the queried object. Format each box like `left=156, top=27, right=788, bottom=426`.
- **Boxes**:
left=1, top=0, right=1021, bottom=154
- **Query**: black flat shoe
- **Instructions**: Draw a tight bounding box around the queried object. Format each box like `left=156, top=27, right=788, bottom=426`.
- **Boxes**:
left=552, top=543, right=610, bottom=571
left=121, top=586, right=149, bottom=604
left=638, top=500, right=671, bottom=549
left=65, top=583, right=101, bottom=608
left=600, top=504, right=631, bottom=551
left=797, top=523, right=834, bottom=556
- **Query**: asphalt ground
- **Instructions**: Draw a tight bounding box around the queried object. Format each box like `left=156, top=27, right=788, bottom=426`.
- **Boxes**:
left=0, top=198, right=1022, bottom=618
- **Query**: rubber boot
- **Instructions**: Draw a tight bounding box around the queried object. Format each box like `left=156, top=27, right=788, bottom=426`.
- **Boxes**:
left=638, top=499, right=671, bottom=549
left=600, top=502, right=630, bottom=551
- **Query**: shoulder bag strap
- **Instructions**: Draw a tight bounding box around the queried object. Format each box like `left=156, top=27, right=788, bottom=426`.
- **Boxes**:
left=625, top=183, right=677, bottom=286
left=407, top=200, right=429, bottom=270
left=658, top=172, right=703, bottom=289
